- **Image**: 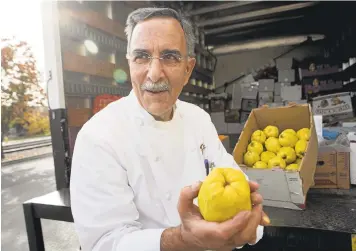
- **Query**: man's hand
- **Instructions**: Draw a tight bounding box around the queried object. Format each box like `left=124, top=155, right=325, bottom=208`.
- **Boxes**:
left=177, top=180, right=270, bottom=251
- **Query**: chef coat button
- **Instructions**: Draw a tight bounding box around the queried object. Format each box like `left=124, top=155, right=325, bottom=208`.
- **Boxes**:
left=155, top=156, right=160, bottom=162
left=166, top=192, right=171, bottom=200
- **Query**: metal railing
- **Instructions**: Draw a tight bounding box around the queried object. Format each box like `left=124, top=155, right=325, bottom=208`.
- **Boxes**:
left=3, top=139, right=52, bottom=154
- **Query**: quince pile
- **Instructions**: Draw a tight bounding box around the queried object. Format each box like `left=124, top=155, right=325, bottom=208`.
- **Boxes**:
left=243, top=126, right=310, bottom=171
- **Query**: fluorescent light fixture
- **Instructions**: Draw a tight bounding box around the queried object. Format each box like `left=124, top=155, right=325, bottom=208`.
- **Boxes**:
left=212, top=34, right=325, bottom=55
left=84, top=40, right=98, bottom=54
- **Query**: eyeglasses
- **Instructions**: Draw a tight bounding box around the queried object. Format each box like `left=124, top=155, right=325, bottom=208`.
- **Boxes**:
left=127, top=52, right=188, bottom=67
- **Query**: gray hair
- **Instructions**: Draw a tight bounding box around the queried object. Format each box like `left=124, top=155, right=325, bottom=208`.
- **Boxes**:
left=125, top=7, right=195, bottom=57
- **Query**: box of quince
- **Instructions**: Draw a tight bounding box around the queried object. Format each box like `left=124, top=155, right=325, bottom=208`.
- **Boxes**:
left=233, top=104, right=318, bottom=210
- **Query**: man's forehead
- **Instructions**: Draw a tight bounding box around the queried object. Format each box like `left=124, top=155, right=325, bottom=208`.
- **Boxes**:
left=130, top=17, right=186, bottom=52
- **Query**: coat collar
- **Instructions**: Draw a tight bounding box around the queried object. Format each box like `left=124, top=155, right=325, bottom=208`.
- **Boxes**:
left=127, top=90, right=184, bottom=126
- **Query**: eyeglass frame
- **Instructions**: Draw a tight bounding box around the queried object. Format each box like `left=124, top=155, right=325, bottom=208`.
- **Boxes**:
left=126, top=51, right=192, bottom=67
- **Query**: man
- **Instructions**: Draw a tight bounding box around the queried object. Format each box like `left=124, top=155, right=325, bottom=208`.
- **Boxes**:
left=70, top=7, right=269, bottom=251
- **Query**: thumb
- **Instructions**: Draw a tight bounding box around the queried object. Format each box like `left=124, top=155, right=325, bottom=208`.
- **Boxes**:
left=177, top=181, right=202, bottom=214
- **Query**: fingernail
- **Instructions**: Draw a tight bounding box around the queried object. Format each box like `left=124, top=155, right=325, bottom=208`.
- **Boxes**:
left=263, top=216, right=271, bottom=224
left=191, top=181, right=201, bottom=191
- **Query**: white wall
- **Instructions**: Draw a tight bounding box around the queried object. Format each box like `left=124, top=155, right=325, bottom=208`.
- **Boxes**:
left=213, top=44, right=323, bottom=100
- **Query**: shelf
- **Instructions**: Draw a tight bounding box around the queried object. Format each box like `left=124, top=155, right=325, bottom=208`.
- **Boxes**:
left=307, top=80, right=356, bottom=98
left=299, top=66, right=340, bottom=79
left=59, top=16, right=127, bottom=53
left=59, top=7, right=126, bottom=40
left=63, top=52, right=117, bottom=79
left=195, top=65, right=213, bottom=78
left=63, top=81, right=131, bottom=97
left=343, top=63, right=356, bottom=79
left=299, top=63, right=356, bottom=81
left=193, top=65, right=214, bottom=84
left=183, top=83, right=212, bottom=96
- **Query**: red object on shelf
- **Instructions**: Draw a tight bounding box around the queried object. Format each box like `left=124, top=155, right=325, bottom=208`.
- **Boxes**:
left=93, top=94, right=121, bottom=114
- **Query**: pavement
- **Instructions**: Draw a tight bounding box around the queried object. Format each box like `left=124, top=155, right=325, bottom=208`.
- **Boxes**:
left=1, top=156, right=79, bottom=251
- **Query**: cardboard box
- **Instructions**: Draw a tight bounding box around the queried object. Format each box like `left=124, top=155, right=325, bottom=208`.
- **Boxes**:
left=241, top=98, right=258, bottom=111
left=259, top=91, right=274, bottom=102
left=276, top=58, right=296, bottom=70
left=261, top=102, right=284, bottom=108
left=278, top=69, right=295, bottom=82
left=274, top=82, right=291, bottom=96
left=239, top=110, right=251, bottom=123
left=281, top=85, right=302, bottom=101
left=225, top=109, right=239, bottom=123
left=313, top=151, right=350, bottom=189
left=311, top=92, right=354, bottom=123
left=233, top=104, right=318, bottom=210
left=258, top=79, right=274, bottom=92
left=349, top=132, right=356, bottom=185
left=283, top=100, right=308, bottom=106
left=274, top=96, right=282, bottom=102
left=210, top=99, right=226, bottom=112
left=313, top=151, right=337, bottom=188
left=241, top=86, right=258, bottom=99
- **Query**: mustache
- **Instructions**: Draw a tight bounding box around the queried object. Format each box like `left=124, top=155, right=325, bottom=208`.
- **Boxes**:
left=141, top=81, right=170, bottom=93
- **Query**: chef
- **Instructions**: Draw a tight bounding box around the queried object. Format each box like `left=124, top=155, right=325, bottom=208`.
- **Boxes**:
left=70, top=7, right=269, bottom=251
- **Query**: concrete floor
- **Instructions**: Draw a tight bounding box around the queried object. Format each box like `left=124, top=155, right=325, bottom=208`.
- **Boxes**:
left=1, top=156, right=79, bottom=251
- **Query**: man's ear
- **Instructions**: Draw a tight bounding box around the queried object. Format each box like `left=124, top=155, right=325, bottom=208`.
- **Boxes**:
left=183, top=57, right=196, bottom=86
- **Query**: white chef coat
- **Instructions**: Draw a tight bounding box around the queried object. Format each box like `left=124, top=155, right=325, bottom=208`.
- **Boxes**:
left=70, top=90, right=264, bottom=251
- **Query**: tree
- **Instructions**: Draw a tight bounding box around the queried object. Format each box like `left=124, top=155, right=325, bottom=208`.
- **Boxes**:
left=1, top=37, right=47, bottom=158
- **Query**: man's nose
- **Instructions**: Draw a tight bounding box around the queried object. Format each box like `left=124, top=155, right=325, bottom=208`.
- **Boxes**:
left=147, top=58, right=164, bottom=83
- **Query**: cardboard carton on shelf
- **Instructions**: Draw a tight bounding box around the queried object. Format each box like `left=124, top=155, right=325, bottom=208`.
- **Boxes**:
left=312, top=134, right=352, bottom=189
left=313, top=151, right=350, bottom=189
left=274, top=82, right=291, bottom=96
left=281, top=85, right=302, bottom=101
left=233, top=104, right=318, bottom=210
left=258, top=79, right=274, bottom=92
left=311, top=92, right=354, bottom=123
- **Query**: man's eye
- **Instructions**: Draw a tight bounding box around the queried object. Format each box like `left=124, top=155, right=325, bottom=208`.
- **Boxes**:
left=162, top=54, right=180, bottom=63
left=134, top=54, right=150, bottom=63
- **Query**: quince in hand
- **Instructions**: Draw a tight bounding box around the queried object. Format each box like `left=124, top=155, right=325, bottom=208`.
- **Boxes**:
left=198, top=168, right=251, bottom=222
